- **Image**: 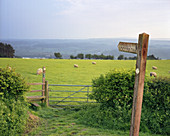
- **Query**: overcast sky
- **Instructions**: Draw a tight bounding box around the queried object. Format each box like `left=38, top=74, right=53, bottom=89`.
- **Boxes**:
left=0, top=0, right=170, bottom=39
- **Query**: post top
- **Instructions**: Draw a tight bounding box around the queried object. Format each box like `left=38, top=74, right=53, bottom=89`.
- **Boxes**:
left=140, top=32, right=149, bottom=36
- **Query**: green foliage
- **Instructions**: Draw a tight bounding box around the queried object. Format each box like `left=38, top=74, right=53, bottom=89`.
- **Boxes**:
left=0, top=97, right=29, bottom=136
left=0, top=67, right=30, bottom=100
left=90, top=69, right=135, bottom=108
left=117, top=55, right=124, bottom=60
left=0, top=67, right=30, bottom=135
left=74, top=104, right=131, bottom=130
left=147, top=54, right=160, bottom=60
left=54, top=52, right=62, bottom=59
left=77, top=53, right=84, bottom=59
left=141, top=77, right=170, bottom=134
left=0, top=42, right=15, bottom=58
left=89, top=70, right=170, bottom=135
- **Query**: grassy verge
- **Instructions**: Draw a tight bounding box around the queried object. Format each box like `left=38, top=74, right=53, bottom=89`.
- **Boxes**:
left=26, top=107, right=164, bottom=136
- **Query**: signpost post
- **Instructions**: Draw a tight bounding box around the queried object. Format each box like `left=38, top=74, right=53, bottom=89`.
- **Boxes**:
left=117, top=33, right=149, bottom=136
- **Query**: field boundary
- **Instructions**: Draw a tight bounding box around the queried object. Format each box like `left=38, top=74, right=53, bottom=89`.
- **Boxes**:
left=26, top=81, right=49, bottom=106
left=48, top=84, right=95, bottom=108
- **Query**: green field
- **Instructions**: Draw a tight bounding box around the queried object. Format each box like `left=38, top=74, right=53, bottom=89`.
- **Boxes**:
left=1, top=58, right=169, bottom=136
left=0, top=58, right=169, bottom=84
left=1, top=58, right=169, bottom=106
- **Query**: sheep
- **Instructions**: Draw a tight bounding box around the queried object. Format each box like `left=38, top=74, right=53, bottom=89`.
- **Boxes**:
left=37, top=68, right=43, bottom=75
left=92, top=62, right=96, bottom=64
left=152, top=66, right=157, bottom=70
left=8, top=66, right=12, bottom=70
left=150, top=72, right=157, bottom=77
left=74, top=64, right=79, bottom=68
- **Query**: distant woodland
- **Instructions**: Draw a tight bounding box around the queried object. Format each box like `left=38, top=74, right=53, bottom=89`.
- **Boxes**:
left=54, top=52, right=160, bottom=60
left=0, top=42, right=15, bottom=58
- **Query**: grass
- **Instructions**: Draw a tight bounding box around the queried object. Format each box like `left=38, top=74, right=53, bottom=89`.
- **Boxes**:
left=26, top=107, right=164, bottom=136
left=0, top=58, right=170, bottom=106
left=0, top=58, right=169, bottom=135
left=0, top=58, right=169, bottom=85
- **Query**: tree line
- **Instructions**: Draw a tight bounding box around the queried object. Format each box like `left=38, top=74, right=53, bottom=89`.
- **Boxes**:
left=0, top=42, right=15, bottom=58
left=54, top=52, right=160, bottom=60
left=117, top=54, right=160, bottom=60
left=54, top=52, right=114, bottom=60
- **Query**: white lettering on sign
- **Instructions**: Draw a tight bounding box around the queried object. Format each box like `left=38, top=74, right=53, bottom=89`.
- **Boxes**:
left=118, top=42, right=137, bottom=54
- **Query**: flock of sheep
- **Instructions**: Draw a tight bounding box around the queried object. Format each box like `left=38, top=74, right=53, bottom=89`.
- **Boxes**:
left=36, top=62, right=96, bottom=75
left=36, top=62, right=159, bottom=78
left=73, top=61, right=96, bottom=68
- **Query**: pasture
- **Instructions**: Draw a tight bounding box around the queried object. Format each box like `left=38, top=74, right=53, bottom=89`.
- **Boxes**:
left=0, top=58, right=169, bottom=85
left=0, top=58, right=169, bottom=135
left=1, top=58, right=169, bottom=106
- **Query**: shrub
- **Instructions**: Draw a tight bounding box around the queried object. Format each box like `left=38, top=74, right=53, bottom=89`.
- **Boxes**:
left=0, top=67, right=30, bottom=135
left=141, top=77, right=170, bottom=134
left=0, top=67, right=30, bottom=100
left=89, top=69, right=135, bottom=108
left=89, top=69, right=170, bottom=135
left=0, top=97, right=28, bottom=136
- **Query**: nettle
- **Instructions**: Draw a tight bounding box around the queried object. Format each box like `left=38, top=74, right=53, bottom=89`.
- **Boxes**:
left=0, top=67, right=30, bottom=100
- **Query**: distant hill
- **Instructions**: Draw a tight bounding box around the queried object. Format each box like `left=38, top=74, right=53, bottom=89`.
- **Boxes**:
left=0, top=38, right=170, bottom=59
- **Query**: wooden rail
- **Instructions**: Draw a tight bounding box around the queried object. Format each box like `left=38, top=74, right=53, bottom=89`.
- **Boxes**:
left=26, top=81, right=49, bottom=106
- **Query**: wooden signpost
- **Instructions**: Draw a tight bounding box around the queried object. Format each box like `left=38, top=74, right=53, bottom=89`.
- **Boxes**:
left=117, top=33, right=149, bottom=136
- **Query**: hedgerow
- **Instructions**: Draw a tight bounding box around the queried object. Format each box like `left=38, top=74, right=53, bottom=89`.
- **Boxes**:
left=0, top=67, right=30, bottom=136
left=82, top=69, right=170, bottom=135
left=0, top=67, right=30, bottom=100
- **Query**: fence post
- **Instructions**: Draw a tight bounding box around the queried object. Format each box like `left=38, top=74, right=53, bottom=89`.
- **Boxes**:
left=42, top=66, right=46, bottom=103
left=45, top=81, right=49, bottom=107
left=87, top=86, right=89, bottom=103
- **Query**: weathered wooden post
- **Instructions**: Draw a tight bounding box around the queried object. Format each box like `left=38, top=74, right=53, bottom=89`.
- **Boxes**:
left=117, top=33, right=149, bottom=136
left=45, top=81, right=49, bottom=107
left=42, top=66, right=46, bottom=103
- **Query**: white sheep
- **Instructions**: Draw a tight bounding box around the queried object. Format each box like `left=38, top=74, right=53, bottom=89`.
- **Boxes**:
left=150, top=72, right=157, bottom=77
left=74, top=64, right=79, bottom=68
left=152, top=66, right=157, bottom=70
left=37, top=68, right=43, bottom=75
left=92, top=62, right=96, bottom=64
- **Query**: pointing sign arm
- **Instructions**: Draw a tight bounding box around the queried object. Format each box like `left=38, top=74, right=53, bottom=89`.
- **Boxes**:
left=118, top=42, right=137, bottom=54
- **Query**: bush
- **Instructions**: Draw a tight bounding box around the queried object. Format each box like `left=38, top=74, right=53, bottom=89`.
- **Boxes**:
left=0, top=67, right=30, bottom=135
left=89, top=69, right=135, bottom=108
left=141, top=77, right=170, bottom=134
left=0, top=67, right=30, bottom=100
left=0, top=97, right=28, bottom=136
left=89, top=69, right=170, bottom=135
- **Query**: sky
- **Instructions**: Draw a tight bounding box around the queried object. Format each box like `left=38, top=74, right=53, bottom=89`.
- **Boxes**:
left=0, top=0, right=170, bottom=39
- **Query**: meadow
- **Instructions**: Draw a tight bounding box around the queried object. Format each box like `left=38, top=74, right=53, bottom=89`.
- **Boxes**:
left=0, top=58, right=169, bottom=84
left=0, top=58, right=169, bottom=136
left=0, top=58, right=169, bottom=106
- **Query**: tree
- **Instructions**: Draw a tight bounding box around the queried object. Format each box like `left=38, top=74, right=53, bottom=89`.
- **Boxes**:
left=54, top=52, right=62, bottom=59
left=70, top=55, right=77, bottom=59
left=128, top=56, right=137, bottom=60
left=106, top=55, right=114, bottom=60
left=0, top=42, right=15, bottom=58
left=77, top=53, right=84, bottom=59
left=85, top=54, right=92, bottom=59
left=147, top=54, right=159, bottom=60
left=117, top=55, right=124, bottom=60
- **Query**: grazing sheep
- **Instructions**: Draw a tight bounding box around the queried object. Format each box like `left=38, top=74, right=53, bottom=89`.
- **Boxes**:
left=37, top=68, right=43, bottom=75
left=8, top=66, right=12, bottom=70
left=150, top=72, right=157, bottom=77
left=152, top=66, right=157, bottom=70
left=74, top=64, right=79, bottom=68
left=92, top=62, right=96, bottom=64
